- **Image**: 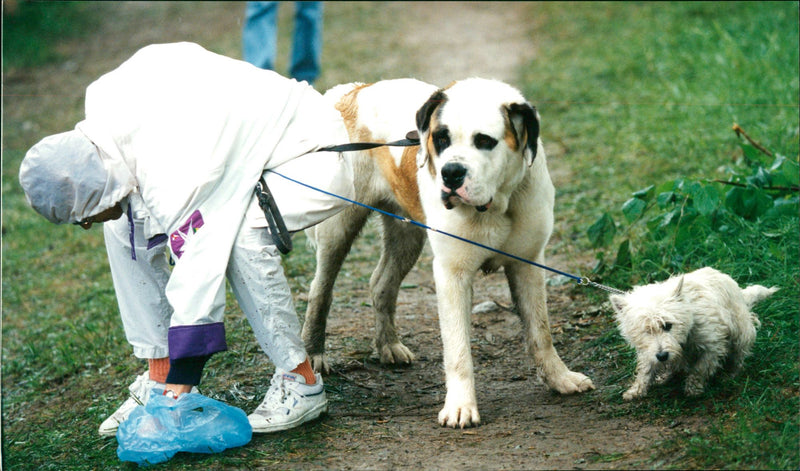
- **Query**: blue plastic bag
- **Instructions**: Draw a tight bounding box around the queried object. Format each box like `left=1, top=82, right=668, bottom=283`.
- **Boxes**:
left=116, top=389, right=252, bottom=466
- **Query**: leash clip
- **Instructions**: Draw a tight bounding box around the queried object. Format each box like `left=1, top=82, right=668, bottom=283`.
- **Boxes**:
left=579, top=277, right=626, bottom=295
left=255, top=177, right=293, bottom=254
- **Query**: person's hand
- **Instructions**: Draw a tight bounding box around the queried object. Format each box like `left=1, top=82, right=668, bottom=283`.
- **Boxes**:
left=74, top=202, right=124, bottom=229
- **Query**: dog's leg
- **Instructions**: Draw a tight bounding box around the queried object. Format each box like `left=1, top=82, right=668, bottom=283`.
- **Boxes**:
left=724, top=336, right=752, bottom=376
left=654, top=367, right=673, bottom=385
left=370, top=213, right=425, bottom=365
left=725, top=310, right=758, bottom=375
left=302, top=204, right=372, bottom=373
left=433, top=255, right=480, bottom=428
left=725, top=346, right=750, bottom=376
left=505, top=262, right=595, bottom=394
left=684, top=349, right=724, bottom=396
left=623, top=353, right=656, bottom=400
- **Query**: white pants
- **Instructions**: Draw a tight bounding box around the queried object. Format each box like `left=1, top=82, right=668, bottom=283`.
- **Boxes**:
left=103, top=209, right=307, bottom=372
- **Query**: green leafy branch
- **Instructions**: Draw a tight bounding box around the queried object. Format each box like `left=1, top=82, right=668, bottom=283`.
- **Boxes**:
left=587, top=124, right=799, bottom=285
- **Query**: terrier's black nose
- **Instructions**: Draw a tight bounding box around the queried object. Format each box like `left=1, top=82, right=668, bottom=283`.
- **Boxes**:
left=441, top=162, right=467, bottom=190
left=656, top=351, right=669, bottom=362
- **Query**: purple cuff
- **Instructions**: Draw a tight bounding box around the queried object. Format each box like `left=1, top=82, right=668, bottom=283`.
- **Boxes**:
left=167, top=322, right=227, bottom=360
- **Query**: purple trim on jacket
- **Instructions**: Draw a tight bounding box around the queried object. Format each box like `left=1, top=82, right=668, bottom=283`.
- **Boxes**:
left=167, top=322, right=227, bottom=360
left=147, top=233, right=168, bottom=250
left=126, top=204, right=137, bottom=261
left=169, top=209, right=205, bottom=259
left=125, top=203, right=167, bottom=260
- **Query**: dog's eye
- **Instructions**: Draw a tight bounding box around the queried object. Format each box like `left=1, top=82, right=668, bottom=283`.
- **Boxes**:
left=663, top=322, right=673, bottom=332
left=473, top=133, right=498, bottom=151
left=432, top=129, right=451, bottom=154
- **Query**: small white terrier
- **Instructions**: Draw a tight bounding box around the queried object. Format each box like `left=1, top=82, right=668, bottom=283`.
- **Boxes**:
left=610, top=267, right=777, bottom=400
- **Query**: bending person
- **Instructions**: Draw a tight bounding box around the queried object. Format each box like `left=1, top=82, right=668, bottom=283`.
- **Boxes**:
left=19, top=42, right=354, bottom=436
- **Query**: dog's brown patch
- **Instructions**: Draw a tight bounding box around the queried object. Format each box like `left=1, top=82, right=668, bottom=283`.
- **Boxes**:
left=336, top=84, right=426, bottom=223
left=424, top=131, right=437, bottom=179
left=502, top=106, right=522, bottom=152
left=374, top=145, right=426, bottom=223
left=423, top=109, right=445, bottom=179
left=334, top=83, right=371, bottom=137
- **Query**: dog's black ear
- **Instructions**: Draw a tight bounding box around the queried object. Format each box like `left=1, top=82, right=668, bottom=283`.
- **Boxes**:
left=505, top=102, right=540, bottom=166
left=416, top=90, right=447, bottom=134
left=672, top=276, right=685, bottom=298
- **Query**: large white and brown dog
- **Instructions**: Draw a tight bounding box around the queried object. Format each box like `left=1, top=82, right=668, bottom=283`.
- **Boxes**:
left=301, top=78, right=594, bottom=428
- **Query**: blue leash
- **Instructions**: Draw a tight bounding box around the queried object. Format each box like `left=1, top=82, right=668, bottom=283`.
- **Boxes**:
left=267, top=169, right=625, bottom=295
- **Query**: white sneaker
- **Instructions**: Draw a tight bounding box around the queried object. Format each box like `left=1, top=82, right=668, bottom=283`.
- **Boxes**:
left=97, top=371, right=199, bottom=437
left=248, top=370, right=328, bottom=433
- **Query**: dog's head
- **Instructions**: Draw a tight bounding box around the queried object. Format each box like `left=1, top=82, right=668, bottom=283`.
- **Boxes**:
left=610, top=276, right=692, bottom=369
left=414, top=78, right=540, bottom=213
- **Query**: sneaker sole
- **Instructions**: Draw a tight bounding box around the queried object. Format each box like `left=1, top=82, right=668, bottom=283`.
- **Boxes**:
left=98, top=416, right=126, bottom=437
left=98, top=427, right=119, bottom=438
left=249, top=401, right=328, bottom=433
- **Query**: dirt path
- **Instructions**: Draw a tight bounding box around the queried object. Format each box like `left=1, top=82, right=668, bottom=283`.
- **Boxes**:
left=4, top=2, right=695, bottom=469
left=394, top=2, right=537, bottom=86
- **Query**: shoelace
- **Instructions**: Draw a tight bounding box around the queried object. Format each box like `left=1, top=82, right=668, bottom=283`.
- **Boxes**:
left=257, top=376, right=288, bottom=413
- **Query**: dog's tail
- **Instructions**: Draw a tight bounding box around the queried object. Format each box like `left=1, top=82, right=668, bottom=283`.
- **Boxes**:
left=742, top=285, right=779, bottom=328
left=742, top=285, right=779, bottom=307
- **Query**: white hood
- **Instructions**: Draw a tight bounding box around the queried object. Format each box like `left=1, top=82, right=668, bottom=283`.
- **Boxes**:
left=19, top=129, right=136, bottom=224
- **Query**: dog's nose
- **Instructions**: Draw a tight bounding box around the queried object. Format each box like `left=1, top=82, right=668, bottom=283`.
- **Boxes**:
left=656, top=351, right=669, bottom=362
left=441, top=162, right=467, bottom=190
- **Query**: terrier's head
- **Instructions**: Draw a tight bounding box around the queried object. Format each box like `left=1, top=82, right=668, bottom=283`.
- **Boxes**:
left=610, top=276, right=693, bottom=370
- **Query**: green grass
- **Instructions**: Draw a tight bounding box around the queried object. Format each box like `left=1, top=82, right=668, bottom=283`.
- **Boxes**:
left=524, top=2, right=798, bottom=469
left=2, top=1, right=100, bottom=70
left=2, top=1, right=798, bottom=470
left=524, top=2, right=799, bottom=248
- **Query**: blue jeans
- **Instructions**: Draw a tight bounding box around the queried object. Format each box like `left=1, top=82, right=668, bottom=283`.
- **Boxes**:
left=243, top=1, right=323, bottom=85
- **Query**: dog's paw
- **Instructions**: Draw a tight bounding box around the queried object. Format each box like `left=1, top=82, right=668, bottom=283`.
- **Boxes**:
left=379, top=341, right=416, bottom=365
left=654, top=372, right=671, bottom=385
left=547, top=370, right=595, bottom=395
left=683, top=378, right=706, bottom=397
left=309, top=353, right=330, bottom=375
left=438, top=402, right=480, bottom=428
left=623, top=385, right=644, bottom=401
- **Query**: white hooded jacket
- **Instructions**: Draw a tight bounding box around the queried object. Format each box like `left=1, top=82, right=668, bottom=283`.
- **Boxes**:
left=70, top=42, right=353, bottom=350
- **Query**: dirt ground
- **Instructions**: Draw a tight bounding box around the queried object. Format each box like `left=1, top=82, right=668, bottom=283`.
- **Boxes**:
left=303, top=264, right=682, bottom=470
left=4, top=2, right=701, bottom=469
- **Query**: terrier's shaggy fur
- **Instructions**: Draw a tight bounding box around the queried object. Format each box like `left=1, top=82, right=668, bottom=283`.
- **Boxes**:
left=610, top=267, right=777, bottom=400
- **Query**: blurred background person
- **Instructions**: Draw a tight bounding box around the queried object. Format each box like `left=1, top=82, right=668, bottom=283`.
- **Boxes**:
left=243, top=1, right=324, bottom=86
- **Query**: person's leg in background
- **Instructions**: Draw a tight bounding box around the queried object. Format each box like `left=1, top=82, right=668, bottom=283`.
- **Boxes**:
left=289, top=1, right=323, bottom=85
left=243, top=1, right=279, bottom=70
